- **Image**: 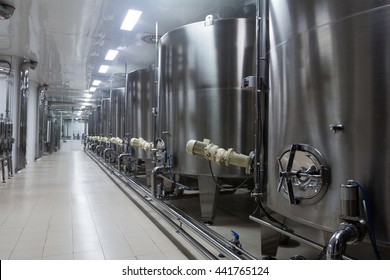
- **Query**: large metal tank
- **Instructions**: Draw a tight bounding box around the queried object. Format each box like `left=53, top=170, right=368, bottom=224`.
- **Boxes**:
left=88, top=110, right=97, bottom=136
left=267, top=0, right=390, bottom=249
left=101, top=98, right=110, bottom=137
left=126, top=68, right=154, bottom=160
left=95, top=106, right=101, bottom=136
left=159, top=17, right=256, bottom=179
left=110, top=88, right=125, bottom=139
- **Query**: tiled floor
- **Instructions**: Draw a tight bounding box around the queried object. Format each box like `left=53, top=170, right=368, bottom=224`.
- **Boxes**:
left=0, top=141, right=188, bottom=260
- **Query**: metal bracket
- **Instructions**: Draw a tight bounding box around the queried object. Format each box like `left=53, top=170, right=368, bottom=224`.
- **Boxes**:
left=277, top=144, right=299, bottom=204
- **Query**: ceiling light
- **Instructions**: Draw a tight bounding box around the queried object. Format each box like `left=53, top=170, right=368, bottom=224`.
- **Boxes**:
left=105, top=50, right=118, bottom=61
left=84, top=93, right=92, bottom=98
left=98, top=65, right=109, bottom=73
left=80, top=106, right=86, bottom=109
left=92, top=80, right=101, bottom=86
left=120, top=9, right=142, bottom=31
left=89, top=87, right=97, bottom=92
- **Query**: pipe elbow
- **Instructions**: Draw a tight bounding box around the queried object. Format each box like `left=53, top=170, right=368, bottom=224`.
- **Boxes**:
left=326, top=222, right=365, bottom=260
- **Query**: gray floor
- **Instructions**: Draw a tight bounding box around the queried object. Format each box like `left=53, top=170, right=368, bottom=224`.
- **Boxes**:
left=0, top=141, right=188, bottom=260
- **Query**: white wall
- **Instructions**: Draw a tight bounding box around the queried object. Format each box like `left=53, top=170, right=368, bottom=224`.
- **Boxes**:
left=63, top=119, right=85, bottom=139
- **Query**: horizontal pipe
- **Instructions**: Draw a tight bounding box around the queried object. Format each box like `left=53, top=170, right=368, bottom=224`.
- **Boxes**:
left=86, top=149, right=255, bottom=260
left=249, top=215, right=353, bottom=260
left=86, top=150, right=217, bottom=260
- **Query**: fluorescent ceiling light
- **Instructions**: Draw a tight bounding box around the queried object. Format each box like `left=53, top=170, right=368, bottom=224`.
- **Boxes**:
left=80, top=106, right=86, bottom=109
left=120, top=9, right=142, bottom=31
left=98, top=65, right=109, bottom=73
left=89, top=87, right=97, bottom=92
left=92, top=80, right=101, bottom=86
left=84, top=93, right=92, bottom=98
left=105, top=50, right=119, bottom=61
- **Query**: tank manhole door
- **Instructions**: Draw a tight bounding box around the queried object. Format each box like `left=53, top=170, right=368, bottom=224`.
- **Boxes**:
left=277, top=144, right=330, bottom=205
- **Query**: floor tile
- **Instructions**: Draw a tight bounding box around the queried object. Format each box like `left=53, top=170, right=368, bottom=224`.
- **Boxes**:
left=10, top=247, right=43, bottom=260
left=74, top=250, right=105, bottom=260
left=0, top=146, right=189, bottom=260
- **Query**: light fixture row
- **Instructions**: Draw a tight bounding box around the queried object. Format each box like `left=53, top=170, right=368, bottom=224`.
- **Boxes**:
left=90, top=9, right=142, bottom=93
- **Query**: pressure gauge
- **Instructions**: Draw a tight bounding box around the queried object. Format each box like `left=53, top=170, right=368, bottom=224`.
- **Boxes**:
left=277, top=144, right=330, bottom=205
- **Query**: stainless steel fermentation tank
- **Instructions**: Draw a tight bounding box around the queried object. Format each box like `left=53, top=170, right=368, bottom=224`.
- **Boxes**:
left=101, top=98, right=110, bottom=137
left=110, top=88, right=125, bottom=139
left=159, top=17, right=256, bottom=221
left=266, top=0, right=390, bottom=257
left=88, top=110, right=97, bottom=136
left=88, top=106, right=102, bottom=136
left=126, top=68, right=154, bottom=161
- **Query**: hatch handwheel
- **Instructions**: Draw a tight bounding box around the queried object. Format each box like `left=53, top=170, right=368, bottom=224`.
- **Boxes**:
left=277, top=144, right=330, bottom=205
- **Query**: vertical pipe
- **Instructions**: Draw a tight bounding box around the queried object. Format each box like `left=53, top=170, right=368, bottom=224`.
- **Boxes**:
left=60, top=112, right=63, bottom=141
left=256, top=0, right=269, bottom=195
left=154, top=21, right=160, bottom=144
left=5, top=75, right=10, bottom=120
left=123, top=62, right=128, bottom=140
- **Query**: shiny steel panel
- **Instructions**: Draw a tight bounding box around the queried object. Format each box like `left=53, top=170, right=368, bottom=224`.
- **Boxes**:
left=159, top=18, right=256, bottom=177
left=88, top=110, right=97, bottom=136
left=267, top=0, right=390, bottom=244
left=110, top=88, right=125, bottom=139
left=126, top=68, right=154, bottom=159
left=101, top=99, right=110, bottom=137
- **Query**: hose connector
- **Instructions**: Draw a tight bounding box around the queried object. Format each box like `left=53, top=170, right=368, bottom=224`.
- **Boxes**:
left=130, top=137, right=154, bottom=152
left=186, top=138, right=253, bottom=174
left=110, top=137, right=123, bottom=145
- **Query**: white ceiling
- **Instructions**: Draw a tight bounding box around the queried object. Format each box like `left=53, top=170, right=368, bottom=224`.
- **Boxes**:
left=0, top=0, right=255, bottom=114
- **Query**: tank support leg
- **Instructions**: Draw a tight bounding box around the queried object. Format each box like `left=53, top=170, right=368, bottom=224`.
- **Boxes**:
left=1, top=157, right=5, bottom=183
left=198, top=175, right=220, bottom=224
left=260, top=224, right=281, bottom=258
left=7, top=153, right=13, bottom=178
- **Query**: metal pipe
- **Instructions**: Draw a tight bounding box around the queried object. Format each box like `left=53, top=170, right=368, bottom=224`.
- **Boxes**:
left=326, top=181, right=367, bottom=259
left=5, top=74, right=11, bottom=120
left=249, top=215, right=325, bottom=251
left=86, top=150, right=217, bottom=260
left=163, top=200, right=257, bottom=260
left=151, top=165, right=166, bottom=197
left=95, top=144, right=104, bottom=155
left=117, top=153, right=131, bottom=173
left=158, top=174, right=191, bottom=190
left=256, top=0, right=269, bottom=195
left=103, top=148, right=112, bottom=162
left=86, top=149, right=255, bottom=260
left=153, top=21, right=159, bottom=144
left=326, top=222, right=364, bottom=260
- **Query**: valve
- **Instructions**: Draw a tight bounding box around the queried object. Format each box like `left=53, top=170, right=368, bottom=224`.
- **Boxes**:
left=230, top=230, right=242, bottom=252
